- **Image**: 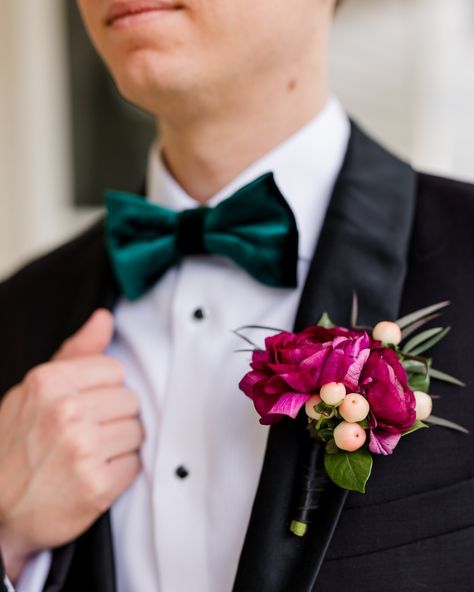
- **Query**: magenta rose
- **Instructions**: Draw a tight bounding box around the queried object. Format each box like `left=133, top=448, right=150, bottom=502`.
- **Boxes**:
left=239, top=326, right=373, bottom=425
left=360, top=347, right=416, bottom=455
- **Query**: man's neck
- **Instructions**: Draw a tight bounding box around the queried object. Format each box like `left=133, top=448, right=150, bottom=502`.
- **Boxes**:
left=156, top=67, right=329, bottom=204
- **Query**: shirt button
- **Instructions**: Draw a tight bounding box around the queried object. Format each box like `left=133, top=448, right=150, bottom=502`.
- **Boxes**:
left=192, top=307, right=206, bottom=321
left=175, top=466, right=190, bottom=479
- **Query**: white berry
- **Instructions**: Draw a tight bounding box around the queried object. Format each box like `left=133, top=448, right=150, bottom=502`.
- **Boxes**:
left=372, top=321, right=402, bottom=345
left=339, top=394, right=370, bottom=423
left=414, top=391, right=433, bottom=421
left=333, top=421, right=367, bottom=452
left=320, top=382, right=346, bottom=406
left=305, top=395, right=323, bottom=420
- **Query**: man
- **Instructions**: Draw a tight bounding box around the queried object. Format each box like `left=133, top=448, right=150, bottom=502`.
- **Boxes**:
left=0, top=0, right=473, bottom=590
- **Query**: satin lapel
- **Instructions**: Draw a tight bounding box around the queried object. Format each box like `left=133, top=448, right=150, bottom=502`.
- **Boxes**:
left=45, top=221, right=120, bottom=592
left=233, top=122, right=417, bottom=592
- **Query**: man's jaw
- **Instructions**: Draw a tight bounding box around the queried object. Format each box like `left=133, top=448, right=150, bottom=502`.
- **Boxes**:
left=105, top=1, right=185, bottom=29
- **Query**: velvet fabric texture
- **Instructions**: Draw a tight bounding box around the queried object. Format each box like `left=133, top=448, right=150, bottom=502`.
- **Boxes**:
left=105, top=172, right=299, bottom=300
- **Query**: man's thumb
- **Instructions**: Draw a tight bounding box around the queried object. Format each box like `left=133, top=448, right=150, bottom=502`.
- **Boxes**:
left=54, top=309, right=115, bottom=360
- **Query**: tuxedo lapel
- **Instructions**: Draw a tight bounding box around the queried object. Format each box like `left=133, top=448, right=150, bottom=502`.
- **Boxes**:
left=45, top=223, right=120, bottom=592
left=233, top=122, right=417, bottom=592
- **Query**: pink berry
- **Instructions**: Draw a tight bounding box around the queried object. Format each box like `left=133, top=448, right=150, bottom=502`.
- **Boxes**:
left=320, top=382, right=346, bottom=406
left=414, top=391, right=433, bottom=420
left=305, top=395, right=323, bottom=420
left=339, top=393, right=370, bottom=423
left=333, top=421, right=367, bottom=452
left=372, top=321, right=402, bottom=345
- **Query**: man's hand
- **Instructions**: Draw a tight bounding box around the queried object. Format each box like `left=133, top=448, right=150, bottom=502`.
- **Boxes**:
left=0, top=309, right=143, bottom=583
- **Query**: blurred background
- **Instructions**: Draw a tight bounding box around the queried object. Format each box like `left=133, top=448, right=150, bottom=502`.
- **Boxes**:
left=0, top=0, right=473, bottom=279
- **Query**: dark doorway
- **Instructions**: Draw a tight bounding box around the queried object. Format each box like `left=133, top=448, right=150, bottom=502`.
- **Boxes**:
left=66, top=3, right=155, bottom=206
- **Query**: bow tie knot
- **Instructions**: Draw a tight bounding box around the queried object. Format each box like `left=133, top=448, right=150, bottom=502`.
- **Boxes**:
left=105, top=173, right=299, bottom=300
left=176, top=207, right=209, bottom=256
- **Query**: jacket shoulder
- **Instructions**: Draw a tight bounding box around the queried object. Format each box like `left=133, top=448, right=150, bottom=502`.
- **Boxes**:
left=417, top=172, right=474, bottom=218
left=413, top=172, right=474, bottom=259
left=0, top=220, right=111, bottom=389
left=0, top=219, right=106, bottom=298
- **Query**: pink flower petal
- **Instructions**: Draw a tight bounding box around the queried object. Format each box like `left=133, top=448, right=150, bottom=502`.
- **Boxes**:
left=267, top=392, right=311, bottom=419
left=369, top=429, right=401, bottom=455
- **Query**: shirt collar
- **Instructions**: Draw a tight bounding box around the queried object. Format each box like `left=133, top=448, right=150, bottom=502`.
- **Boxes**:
left=147, top=97, right=350, bottom=261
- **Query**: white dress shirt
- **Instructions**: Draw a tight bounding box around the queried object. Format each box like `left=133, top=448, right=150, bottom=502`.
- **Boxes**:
left=9, top=97, right=349, bottom=592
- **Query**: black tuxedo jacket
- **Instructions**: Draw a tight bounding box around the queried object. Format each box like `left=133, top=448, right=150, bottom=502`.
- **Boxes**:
left=1, top=124, right=474, bottom=591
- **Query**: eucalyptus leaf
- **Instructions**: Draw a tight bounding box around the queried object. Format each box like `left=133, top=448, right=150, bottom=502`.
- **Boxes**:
left=232, top=330, right=260, bottom=349
left=351, top=292, right=359, bottom=329
left=429, top=367, right=466, bottom=387
left=317, top=312, right=336, bottom=329
left=233, top=349, right=259, bottom=353
left=324, top=448, right=373, bottom=493
left=234, top=324, right=286, bottom=333
left=402, top=420, right=429, bottom=436
left=405, top=358, right=431, bottom=393
left=408, top=372, right=430, bottom=393
left=396, top=301, right=450, bottom=330
left=402, top=327, right=444, bottom=354
left=409, top=327, right=451, bottom=356
left=402, top=359, right=430, bottom=374
left=400, top=312, right=443, bottom=340
left=425, top=415, right=469, bottom=434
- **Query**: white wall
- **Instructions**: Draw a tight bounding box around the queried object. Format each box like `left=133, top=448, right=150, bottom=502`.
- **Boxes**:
left=0, top=0, right=100, bottom=279
left=331, top=0, right=474, bottom=178
left=1, top=0, right=473, bottom=279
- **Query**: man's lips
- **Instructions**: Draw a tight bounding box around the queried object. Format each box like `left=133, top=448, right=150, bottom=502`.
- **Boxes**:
left=105, top=1, right=183, bottom=28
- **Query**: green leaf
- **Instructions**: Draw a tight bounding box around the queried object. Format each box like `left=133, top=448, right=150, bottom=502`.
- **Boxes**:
left=317, top=312, right=336, bottom=329
left=396, top=301, right=450, bottom=330
left=316, top=401, right=334, bottom=415
left=307, top=421, right=319, bottom=439
left=324, top=448, right=373, bottom=493
left=429, top=367, right=466, bottom=387
left=408, top=371, right=430, bottom=393
left=318, top=428, right=334, bottom=441
left=325, top=439, right=340, bottom=455
left=409, top=327, right=451, bottom=356
left=402, top=359, right=430, bottom=374
left=402, top=327, right=445, bottom=354
left=425, top=415, right=469, bottom=434
left=402, top=420, right=429, bottom=436
left=404, top=357, right=431, bottom=393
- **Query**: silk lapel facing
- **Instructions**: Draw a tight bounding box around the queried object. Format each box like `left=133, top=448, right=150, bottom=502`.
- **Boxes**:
left=233, top=122, right=417, bottom=592
left=45, top=220, right=120, bottom=592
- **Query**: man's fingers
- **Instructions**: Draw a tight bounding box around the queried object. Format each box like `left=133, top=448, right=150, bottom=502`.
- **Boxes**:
left=53, top=356, right=125, bottom=392
left=80, top=387, right=140, bottom=423
left=99, top=418, right=144, bottom=461
left=106, top=453, right=142, bottom=500
left=54, top=309, right=115, bottom=361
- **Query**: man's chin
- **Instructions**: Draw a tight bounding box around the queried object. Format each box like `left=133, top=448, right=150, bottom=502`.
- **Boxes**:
left=111, top=55, right=199, bottom=116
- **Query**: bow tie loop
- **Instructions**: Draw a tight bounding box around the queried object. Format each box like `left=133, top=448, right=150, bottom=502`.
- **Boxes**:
left=105, top=173, right=299, bottom=300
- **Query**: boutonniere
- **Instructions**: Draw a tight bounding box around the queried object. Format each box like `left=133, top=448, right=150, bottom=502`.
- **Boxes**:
left=238, top=297, right=468, bottom=536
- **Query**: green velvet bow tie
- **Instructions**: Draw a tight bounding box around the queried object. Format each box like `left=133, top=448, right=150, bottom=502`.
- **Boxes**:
left=105, top=173, right=299, bottom=301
